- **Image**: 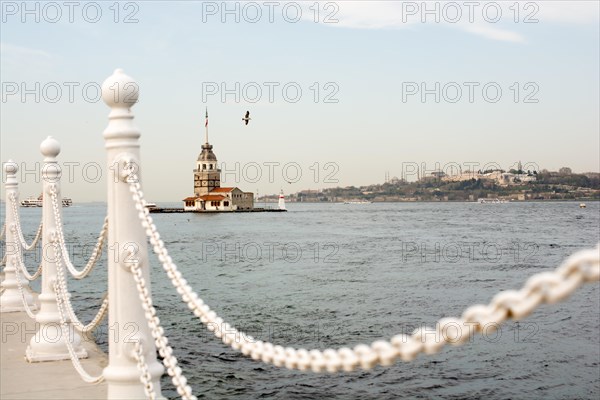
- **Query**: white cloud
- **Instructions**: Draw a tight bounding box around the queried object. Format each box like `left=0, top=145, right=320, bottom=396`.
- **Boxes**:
left=0, top=42, right=51, bottom=59
left=0, top=42, right=54, bottom=72
left=460, top=24, right=525, bottom=43
left=321, top=2, right=412, bottom=30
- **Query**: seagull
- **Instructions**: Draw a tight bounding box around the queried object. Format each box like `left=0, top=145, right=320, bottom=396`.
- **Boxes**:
left=242, top=111, right=251, bottom=125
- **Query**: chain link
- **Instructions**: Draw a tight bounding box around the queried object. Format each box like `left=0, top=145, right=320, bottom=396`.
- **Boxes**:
left=1, top=219, right=6, bottom=266
left=133, top=341, right=157, bottom=400
left=48, top=186, right=108, bottom=279
left=12, top=255, right=38, bottom=319
left=53, top=234, right=109, bottom=333
left=129, top=257, right=196, bottom=400
left=54, top=276, right=104, bottom=384
left=7, top=223, right=43, bottom=281
left=19, top=261, right=43, bottom=281
left=128, top=178, right=600, bottom=374
left=9, top=193, right=43, bottom=251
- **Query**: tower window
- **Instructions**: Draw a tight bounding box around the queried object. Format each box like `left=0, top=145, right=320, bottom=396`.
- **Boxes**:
left=209, top=164, right=213, bottom=170
left=203, top=164, right=206, bottom=170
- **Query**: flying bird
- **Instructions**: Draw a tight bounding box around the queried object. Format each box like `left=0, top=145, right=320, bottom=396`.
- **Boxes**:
left=242, top=111, right=251, bottom=125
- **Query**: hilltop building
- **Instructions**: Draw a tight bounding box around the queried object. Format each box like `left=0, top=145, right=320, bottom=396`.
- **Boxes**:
left=436, top=165, right=537, bottom=186
left=183, top=110, right=254, bottom=211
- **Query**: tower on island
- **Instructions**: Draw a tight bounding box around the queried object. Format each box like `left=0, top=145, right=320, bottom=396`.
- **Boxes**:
left=194, top=109, right=221, bottom=196
left=183, top=109, right=254, bottom=212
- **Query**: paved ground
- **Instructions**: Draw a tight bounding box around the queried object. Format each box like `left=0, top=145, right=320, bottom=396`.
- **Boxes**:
left=1, top=290, right=107, bottom=399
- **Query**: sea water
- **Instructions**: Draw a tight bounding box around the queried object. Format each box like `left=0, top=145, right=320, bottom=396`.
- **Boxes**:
left=12, top=201, right=600, bottom=399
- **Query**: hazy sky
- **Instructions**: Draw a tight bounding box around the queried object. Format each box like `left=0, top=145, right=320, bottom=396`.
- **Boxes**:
left=1, top=1, right=599, bottom=202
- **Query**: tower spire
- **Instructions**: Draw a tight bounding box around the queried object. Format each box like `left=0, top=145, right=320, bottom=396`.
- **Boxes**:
left=204, top=107, right=209, bottom=144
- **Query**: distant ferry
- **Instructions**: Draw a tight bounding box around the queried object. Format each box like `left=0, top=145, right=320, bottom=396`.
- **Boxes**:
left=20, top=197, right=42, bottom=207
left=344, top=200, right=372, bottom=204
left=145, top=202, right=158, bottom=209
left=478, top=198, right=508, bottom=204
left=21, top=195, right=72, bottom=208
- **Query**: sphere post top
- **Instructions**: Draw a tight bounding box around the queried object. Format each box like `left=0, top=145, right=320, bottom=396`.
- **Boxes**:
left=3, top=159, right=18, bottom=175
left=40, top=136, right=61, bottom=159
left=101, top=68, right=139, bottom=109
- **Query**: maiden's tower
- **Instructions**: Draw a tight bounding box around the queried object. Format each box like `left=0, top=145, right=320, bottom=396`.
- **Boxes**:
left=183, top=110, right=254, bottom=211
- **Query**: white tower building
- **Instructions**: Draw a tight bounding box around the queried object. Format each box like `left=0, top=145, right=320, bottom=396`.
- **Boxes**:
left=278, top=189, right=286, bottom=210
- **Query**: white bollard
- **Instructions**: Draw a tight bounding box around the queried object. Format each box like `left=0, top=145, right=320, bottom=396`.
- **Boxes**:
left=1, top=161, right=36, bottom=313
left=26, top=136, right=88, bottom=361
left=100, top=69, right=164, bottom=399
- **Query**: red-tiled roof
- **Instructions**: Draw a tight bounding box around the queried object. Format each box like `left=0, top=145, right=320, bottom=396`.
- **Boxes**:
left=183, top=197, right=199, bottom=201
left=199, top=195, right=227, bottom=201
left=211, top=187, right=235, bottom=193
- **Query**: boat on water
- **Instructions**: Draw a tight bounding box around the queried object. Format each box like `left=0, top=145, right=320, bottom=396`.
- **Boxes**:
left=478, top=198, right=508, bottom=204
left=579, top=203, right=586, bottom=208
left=21, top=194, right=72, bottom=207
left=20, top=197, right=42, bottom=207
left=145, top=202, right=158, bottom=209
left=344, top=200, right=372, bottom=204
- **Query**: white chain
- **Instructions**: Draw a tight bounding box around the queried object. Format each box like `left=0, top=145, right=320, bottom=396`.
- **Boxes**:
left=49, top=186, right=108, bottom=279
left=53, top=236, right=109, bottom=333
left=129, top=257, right=195, bottom=400
left=7, top=221, right=43, bottom=281
left=53, top=276, right=105, bottom=383
left=10, top=223, right=39, bottom=318
left=19, top=261, right=43, bottom=281
left=128, top=179, right=600, bottom=373
left=9, top=193, right=43, bottom=251
left=133, top=341, right=157, bottom=400
left=15, top=247, right=43, bottom=281
left=12, top=255, right=38, bottom=319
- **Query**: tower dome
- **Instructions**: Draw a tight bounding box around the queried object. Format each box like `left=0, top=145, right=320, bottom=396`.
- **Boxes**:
left=197, top=143, right=217, bottom=161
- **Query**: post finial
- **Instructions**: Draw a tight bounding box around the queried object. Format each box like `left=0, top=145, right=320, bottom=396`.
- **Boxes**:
left=101, top=68, right=139, bottom=109
left=40, top=136, right=61, bottom=160
left=3, top=159, right=18, bottom=175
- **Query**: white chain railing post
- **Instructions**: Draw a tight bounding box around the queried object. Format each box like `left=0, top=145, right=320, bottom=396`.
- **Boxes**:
left=1, top=160, right=36, bottom=312
left=26, top=136, right=88, bottom=361
left=100, top=69, right=164, bottom=399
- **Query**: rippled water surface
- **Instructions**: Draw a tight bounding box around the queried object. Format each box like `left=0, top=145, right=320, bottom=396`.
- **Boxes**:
left=14, top=201, right=600, bottom=399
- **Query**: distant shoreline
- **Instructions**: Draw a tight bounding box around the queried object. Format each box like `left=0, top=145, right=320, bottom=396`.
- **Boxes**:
left=280, top=199, right=600, bottom=204
left=3, top=199, right=597, bottom=205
